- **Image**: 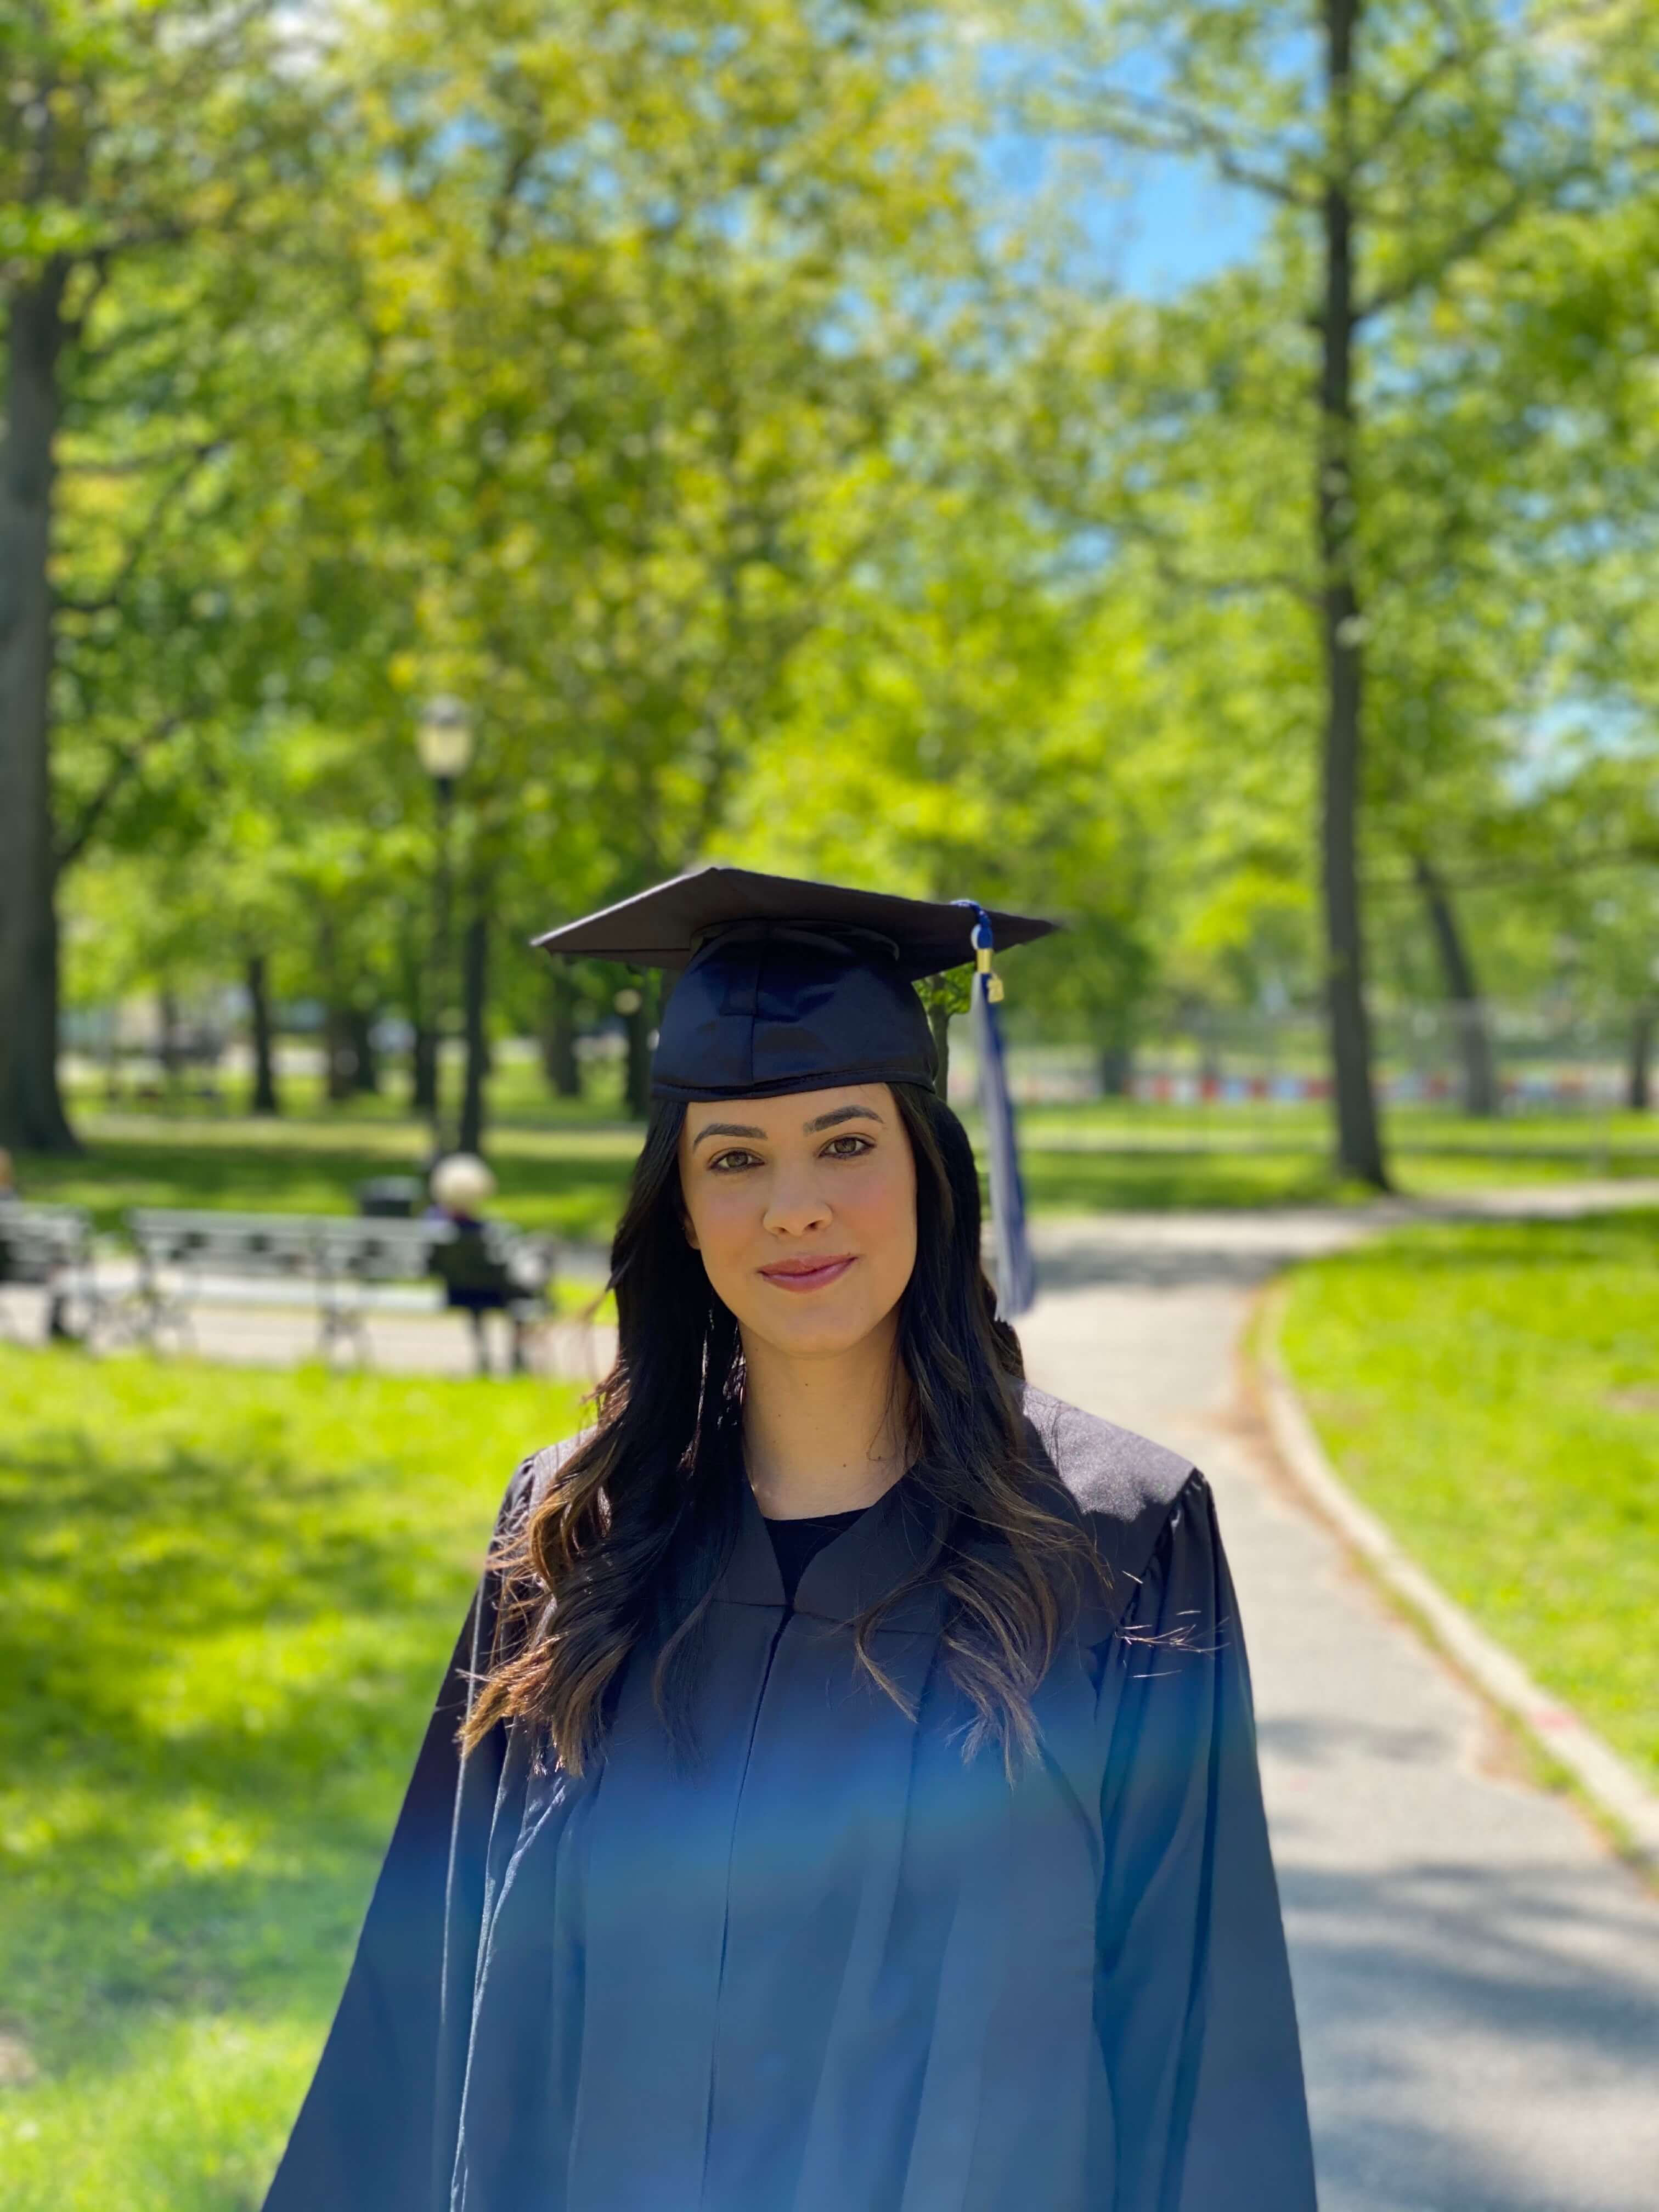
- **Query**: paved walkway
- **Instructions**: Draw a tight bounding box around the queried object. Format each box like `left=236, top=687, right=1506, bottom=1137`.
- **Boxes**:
left=1021, top=1203, right=1659, bottom=2212
left=0, top=1257, right=616, bottom=1382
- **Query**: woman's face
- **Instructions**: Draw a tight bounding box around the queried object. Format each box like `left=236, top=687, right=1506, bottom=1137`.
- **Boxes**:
left=678, top=1082, right=917, bottom=1361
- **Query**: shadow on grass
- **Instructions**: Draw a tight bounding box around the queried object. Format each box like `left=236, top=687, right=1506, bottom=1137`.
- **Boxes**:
left=1020, top=1148, right=1344, bottom=1212
left=0, top=1424, right=479, bottom=2083
left=17, top=1135, right=636, bottom=1242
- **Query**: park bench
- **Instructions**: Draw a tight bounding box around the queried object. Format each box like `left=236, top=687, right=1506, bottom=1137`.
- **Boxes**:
left=123, top=1208, right=558, bottom=1365
left=0, top=1203, right=113, bottom=1344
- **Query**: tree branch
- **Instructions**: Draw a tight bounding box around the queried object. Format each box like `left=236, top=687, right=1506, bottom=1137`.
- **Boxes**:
left=71, top=304, right=195, bottom=371
left=1355, top=36, right=1477, bottom=172
left=1094, top=504, right=1318, bottom=608
left=488, top=137, right=538, bottom=261
left=59, top=441, right=223, bottom=478
left=53, top=441, right=224, bottom=616
left=1368, top=837, right=1659, bottom=896
left=54, top=712, right=185, bottom=871
left=1026, top=84, right=1318, bottom=210
left=1356, top=166, right=1588, bottom=320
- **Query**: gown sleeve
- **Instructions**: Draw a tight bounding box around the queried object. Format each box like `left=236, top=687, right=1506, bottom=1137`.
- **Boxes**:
left=259, top=1472, right=527, bottom=2212
left=1093, top=1471, right=1318, bottom=2212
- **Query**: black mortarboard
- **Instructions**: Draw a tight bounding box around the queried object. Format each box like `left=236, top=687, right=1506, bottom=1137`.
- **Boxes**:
left=532, top=866, right=1056, bottom=1315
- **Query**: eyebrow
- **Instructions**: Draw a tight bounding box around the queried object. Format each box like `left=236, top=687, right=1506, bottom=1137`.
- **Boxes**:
left=691, top=1121, right=767, bottom=1147
left=690, top=1103, right=884, bottom=1149
left=804, top=1103, right=883, bottom=1133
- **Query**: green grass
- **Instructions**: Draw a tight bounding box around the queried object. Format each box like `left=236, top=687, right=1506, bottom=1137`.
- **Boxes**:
left=18, top=1114, right=639, bottom=1244
left=0, top=1349, right=585, bottom=2210
left=1020, top=1097, right=1659, bottom=1157
left=17, top=1102, right=1656, bottom=1253
left=63, top=1045, right=631, bottom=1130
left=1023, top=1141, right=1658, bottom=1212
left=1020, top=1144, right=1354, bottom=1211
left=1279, top=1212, right=1659, bottom=1789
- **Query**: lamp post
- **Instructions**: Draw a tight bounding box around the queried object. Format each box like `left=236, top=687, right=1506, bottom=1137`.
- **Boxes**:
left=415, top=696, right=475, bottom=1154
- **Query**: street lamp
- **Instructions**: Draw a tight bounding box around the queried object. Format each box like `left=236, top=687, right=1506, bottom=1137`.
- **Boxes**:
left=416, top=696, right=475, bottom=1152
left=416, top=694, right=475, bottom=790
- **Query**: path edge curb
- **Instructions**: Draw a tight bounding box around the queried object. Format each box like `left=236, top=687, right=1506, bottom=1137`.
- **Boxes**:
left=1252, top=1285, right=1659, bottom=1870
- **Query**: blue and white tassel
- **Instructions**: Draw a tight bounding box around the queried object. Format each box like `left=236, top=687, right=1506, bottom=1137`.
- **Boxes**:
left=956, top=901, right=1037, bottom=1321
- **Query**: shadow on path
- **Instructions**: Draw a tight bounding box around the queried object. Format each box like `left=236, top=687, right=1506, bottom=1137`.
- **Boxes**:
left=1035, top=1243, right=1312, bottom=1293
left=1283, top=1858, right=1659, bottom=2212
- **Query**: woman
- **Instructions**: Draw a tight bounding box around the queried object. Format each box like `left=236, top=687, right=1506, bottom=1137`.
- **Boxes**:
left=425, top=1152, right=531, bottom=1378
left=264, top=868, right=1316, bottom=2212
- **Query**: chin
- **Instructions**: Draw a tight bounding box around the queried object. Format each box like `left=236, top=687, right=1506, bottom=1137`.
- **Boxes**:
left=740, top=1294, right=893, bottom=1362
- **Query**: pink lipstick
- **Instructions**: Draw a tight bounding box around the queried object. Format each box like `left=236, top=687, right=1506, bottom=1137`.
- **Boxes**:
left=758, top=1255, right=856, bottom=1293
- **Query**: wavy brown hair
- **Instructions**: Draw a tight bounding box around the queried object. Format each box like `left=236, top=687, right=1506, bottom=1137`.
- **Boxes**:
left=464, top=1082, right=1101, bottom=1776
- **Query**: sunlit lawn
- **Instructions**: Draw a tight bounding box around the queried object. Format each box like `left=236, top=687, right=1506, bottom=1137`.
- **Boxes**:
left=17, top=1115, right=641, bottom=1243
left=16, top=1097, right=1657, bottom=1250
left=1279, top=1212, right=1659, bottom=1790
left=1020, top=1096, right=1659, bottom=1153
left=0, top=1348, right=585, bottom=2211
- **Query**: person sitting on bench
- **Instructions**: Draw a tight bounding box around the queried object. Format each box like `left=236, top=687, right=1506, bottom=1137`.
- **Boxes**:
left=425, top=1153, right=524, bottom=1378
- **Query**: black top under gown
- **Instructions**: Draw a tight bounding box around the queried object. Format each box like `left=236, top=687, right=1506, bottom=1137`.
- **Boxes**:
left=261, top=1383, right=1318, bottom=2212
left=764, top=1506, right=868, bottom=1607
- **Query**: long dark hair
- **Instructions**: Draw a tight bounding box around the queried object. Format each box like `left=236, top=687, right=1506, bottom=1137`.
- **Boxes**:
left=465, top=1082, right=1099, bottom=1774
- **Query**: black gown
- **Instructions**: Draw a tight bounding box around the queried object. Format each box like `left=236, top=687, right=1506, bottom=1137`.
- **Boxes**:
left=262, top=1385, right=1317, bottom=2212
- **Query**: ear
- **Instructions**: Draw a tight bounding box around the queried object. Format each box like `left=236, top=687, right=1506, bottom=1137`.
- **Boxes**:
left=682, top=1212, right=700, bottom=1251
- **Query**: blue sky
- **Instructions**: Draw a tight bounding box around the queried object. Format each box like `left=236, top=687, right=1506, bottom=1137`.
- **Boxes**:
left=1108, top=152, right=1266, bottom=294
left=981, top=117, right=1268, bottom=297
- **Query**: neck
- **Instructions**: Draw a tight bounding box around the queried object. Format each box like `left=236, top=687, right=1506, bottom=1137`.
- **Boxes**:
left=741, top=1313, right=912, bottom=1520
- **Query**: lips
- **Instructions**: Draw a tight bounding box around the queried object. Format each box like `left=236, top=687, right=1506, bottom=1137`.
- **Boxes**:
left=758, top=1255, right=856, bottom=1293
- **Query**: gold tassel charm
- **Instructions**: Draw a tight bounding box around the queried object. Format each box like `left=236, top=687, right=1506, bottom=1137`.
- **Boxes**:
left=975, top=941, right=1005, bottom=1002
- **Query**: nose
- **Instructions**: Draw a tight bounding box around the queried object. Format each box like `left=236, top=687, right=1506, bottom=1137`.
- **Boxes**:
left=761, top=1159, right=833, bottom=1240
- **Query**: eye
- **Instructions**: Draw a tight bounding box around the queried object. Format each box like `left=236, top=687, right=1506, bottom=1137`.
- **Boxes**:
left=822, top=1133, right=873, bottom=1159
left=708, top=1148, right=761, bottom=1173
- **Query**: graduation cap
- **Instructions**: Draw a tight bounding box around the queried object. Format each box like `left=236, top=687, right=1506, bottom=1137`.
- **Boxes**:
left=533, top=866, right=1056, bottom=1317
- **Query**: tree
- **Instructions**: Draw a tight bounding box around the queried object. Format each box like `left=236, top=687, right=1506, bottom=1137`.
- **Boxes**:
left=296, top=0, right=1012, bottom=1117
left=0, top=1, right=318, bottom=1148
left=722, top=447, right=1178, bottom=1068
left=1009, top=0, right=1621, bottom=1182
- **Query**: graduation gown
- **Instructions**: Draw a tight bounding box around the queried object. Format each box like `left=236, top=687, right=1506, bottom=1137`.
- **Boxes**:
left=262, top=1385, right=1317, bottom=2212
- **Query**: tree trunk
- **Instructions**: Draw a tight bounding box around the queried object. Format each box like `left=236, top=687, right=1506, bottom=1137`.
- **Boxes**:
left=247, top=952, right=281, bottom=1114
left=323, top=1005, right=355, bottom=1102
left=159, top=985, right=184, bottom=1077
left=398, top=913, right=438, bottom=1114
left=1195, top=1009, right=1222, bottom=1088
left=411, top=1021, right=438, bottom=1114
left=623, top=981, right=654, bottom=1120
left=1098, top=1040, right=1133, bottom=1098
left=1316, top=0, right=1389, bottom=1189
left=0, top=263, right=77, bottom=1152
left=459, top=912, right=489, bottom=1155
left=430, top=780, right=456, bottom=1143
left=541, top=966, right=583, bottom=1099
left=928, top=1000, right=952, bottom=1101
left=1410, top=851, right=1499, bottom=1117
left=346, top=1005, right=380, bottom=1094
left=1629, top=1003, right=1654, bottom=1114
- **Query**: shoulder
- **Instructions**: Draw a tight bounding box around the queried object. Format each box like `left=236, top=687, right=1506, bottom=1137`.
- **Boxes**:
left=499, top=1429, right=593, bottom=1525
left=1017, top=1381, right=1199, bottom=1586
